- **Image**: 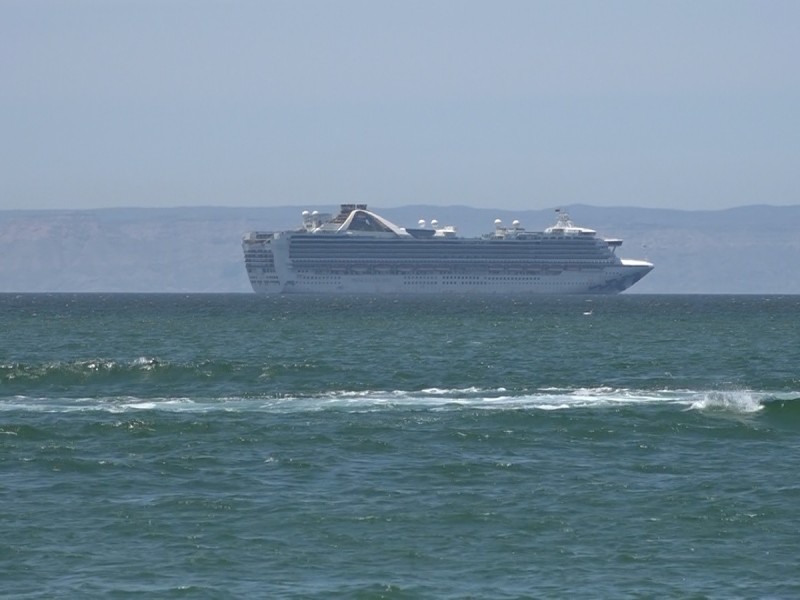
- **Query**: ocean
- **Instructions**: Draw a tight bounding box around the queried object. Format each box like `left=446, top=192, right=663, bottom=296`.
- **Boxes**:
left=2, top=293, right=799, bottom=598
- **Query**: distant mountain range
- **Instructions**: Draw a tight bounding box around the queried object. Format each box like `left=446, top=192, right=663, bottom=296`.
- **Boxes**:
left=1, top=204, right=798, bottom=294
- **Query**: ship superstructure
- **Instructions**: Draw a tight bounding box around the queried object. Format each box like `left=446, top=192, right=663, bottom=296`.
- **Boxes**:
left=242, top=204, right=653, bottom=294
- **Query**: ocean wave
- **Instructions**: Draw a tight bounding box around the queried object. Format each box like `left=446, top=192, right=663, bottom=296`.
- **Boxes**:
left=2, top=387, right=797, bottom=415
left=1, top=357, right=165, bottom=382
left=687, top=389, right=764, bottom=413
left=0, top=357, right=255, bottom=396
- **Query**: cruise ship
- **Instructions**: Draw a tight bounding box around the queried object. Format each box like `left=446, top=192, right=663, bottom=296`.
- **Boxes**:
left=242, top=204, right=653, bottom=294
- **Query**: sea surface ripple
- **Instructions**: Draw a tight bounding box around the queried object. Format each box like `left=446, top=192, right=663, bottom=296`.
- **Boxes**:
left=2, top=293, right=799, bottom=598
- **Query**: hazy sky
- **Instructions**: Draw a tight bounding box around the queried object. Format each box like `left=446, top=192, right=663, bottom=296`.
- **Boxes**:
left=2, top=0, right=798, bottom=211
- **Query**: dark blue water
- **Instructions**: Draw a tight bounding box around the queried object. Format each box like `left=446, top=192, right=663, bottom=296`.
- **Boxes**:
left=2, top=294, right=799, bottom=598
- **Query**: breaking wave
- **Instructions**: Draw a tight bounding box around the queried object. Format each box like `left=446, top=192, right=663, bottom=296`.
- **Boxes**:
left=1, top=357, right=236, bottom=384
left=2, top=386, right=797, bottom=415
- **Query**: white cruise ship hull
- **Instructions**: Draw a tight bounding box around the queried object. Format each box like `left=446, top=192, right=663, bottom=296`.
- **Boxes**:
left=247, top=271, right=651, bottom=294
left=242, top=206, right=654, bottom=295
left=243, top=242, right=652, bottom=295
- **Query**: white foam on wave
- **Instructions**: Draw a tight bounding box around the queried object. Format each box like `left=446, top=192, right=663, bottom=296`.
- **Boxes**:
left=687, top=389, right=765, bottom=414
left=131, top=356, right=160, bottom=370
left=1, top=387, right=787, bottom=415
left=259, top=387, right=696, bottom=412
left=124, top=397, right=197, bottom=411
left=0, top=395, right=200, bottom=414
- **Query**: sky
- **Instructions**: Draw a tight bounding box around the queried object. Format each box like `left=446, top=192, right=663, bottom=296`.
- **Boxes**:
left=1, top=0, right=798, bottom=212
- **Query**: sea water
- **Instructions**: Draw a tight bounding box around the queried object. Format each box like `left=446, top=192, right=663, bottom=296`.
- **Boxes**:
left=2, top=293, right=799, bottom=598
